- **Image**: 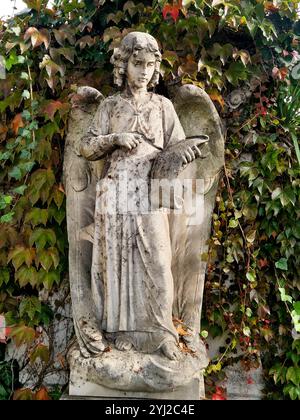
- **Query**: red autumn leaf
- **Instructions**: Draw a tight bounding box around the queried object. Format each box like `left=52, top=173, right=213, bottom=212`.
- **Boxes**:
left=258, top=258, right=268, bottom=268
left=0, top=124, right=8, bottom=142
left=212, top=386, right=227, bottom=400
left=43, top=100, right=63, bottom=121
left=162, top=3, right=180, bottom=22
left=247, top=376, right=254, bottom=385
left=5, top=326, right=11, bottom=336
left=11, top=113, right=25, bottom=135
left=35, top=387, right=52, bottom=400
left=212, top=393, right=226, bottom=400
left=272, top=66, right=288, bottom=80
left=279, top=67, right=288, bottom=80
left=260, top=106, right=268, bottom=116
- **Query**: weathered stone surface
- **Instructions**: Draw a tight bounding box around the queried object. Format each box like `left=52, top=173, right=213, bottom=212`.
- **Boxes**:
left=68, top=343, right=207, bottom=397
left=225, top=362, right=264, bottom=400
left=63, top=32, right=224, bottom=398
left=68, top=377, right=203, bottom=400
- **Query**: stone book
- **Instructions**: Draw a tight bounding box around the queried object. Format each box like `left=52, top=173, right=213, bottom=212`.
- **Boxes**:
left=151, top=135, right=209, bottom=180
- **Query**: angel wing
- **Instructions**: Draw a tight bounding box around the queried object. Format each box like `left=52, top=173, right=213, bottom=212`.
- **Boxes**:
left=63, top=86, right=107, bottom=357
left=169, top=84, right=225, bottom=344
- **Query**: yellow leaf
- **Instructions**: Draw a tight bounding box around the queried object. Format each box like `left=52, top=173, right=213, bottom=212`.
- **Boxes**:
left=176, top=326, right=191, bottom=336
left=13, top=388, right=34, bottom=400
left=208, top=89, right=225, bottom=108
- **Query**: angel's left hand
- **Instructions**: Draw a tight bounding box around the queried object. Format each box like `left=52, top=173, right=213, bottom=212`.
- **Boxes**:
left=181, top=144, right=202, bottom=165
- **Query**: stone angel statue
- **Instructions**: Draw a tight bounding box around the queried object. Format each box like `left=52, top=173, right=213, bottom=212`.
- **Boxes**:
left=63, top=32, right=224, bottom=398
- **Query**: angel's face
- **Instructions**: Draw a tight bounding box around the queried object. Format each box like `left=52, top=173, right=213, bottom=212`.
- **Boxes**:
left=127, top=50, right=156, bottom=90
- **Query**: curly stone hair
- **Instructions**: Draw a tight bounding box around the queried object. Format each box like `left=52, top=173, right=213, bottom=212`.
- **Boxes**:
left=110, top=32, right=162, bottom=88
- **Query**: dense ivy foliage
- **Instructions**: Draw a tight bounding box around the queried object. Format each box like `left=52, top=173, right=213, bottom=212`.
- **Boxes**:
left=0, top=0, right=299, bottom=400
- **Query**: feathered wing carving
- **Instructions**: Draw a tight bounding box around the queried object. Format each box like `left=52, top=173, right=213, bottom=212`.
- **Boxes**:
left=63, top=86, right=106, bottom=357
left=169, top=85, right=225, bottom=346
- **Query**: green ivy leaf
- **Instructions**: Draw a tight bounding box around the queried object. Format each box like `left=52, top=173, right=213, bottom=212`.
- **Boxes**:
left=225, top=62, right=248, bottom=86
left=52, top=187, right=65, bottom=209
left=246, top=230, right=256, bottom=244
left=200, top=330, right=208, bottom=338
left=36, top=247, right=59, bottom=271
left=243, top=326, right=251, bottom=337
left=29, top=228, right=56, bottom=249
left=9, top=324, right=36, bottom=347
left=229, top=219, right=239, bottom=228
left=275, top=258, right=288, bottom=271
left=8, top=246, right=35, bottom=270
left=0, top=268, right=10, bottom=287
left=19, top=296, right=41, bottom=321
left=286, top=367, right=300, bottom=387
left=27, top=169, right=55, bottom=205
left=13, top=185, right=28, bottom=195
left=38, top=270, right=60, bottom=289
left=293, top=302, right=300, bottom=316
left=48, top=205, right=65, bottom=225
left=246, top=271, right=256, bottom=282
left=271, top=187, right=282, bottom=200
left=25, top=208, right=48, bottom=228
left=22, top=90, right=31, bottom=100
left=0, top=212, right=15, bottom=223
left=29, top=343, right=50, bottom=364
left=0, top=195, right=12, bottom=210
left=16, top=266, right=39, bottom=288
left=278, top=287, right=293, bottom=304
left=8, top=166, right=22, bottom=180
left=246, top=308, right=253, bottom=317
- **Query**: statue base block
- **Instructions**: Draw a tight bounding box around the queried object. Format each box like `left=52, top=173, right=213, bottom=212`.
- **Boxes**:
left=69, top=376, right=204, bottom=400
left=67, top=343, right=208, bottom=400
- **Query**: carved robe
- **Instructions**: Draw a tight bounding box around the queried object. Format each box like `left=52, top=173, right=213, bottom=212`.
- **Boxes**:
left=81, top=92, right=186, bottom=352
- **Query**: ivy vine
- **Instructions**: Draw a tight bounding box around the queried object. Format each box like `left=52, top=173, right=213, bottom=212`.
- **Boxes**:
left=0, top=0, right=299, bottom=400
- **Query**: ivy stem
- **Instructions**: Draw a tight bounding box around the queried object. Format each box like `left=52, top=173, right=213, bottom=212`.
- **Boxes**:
left=217, top=338, right=236, bottom=365
left=275, top=274, right=293, bottom=318
left=236, top=113, right=259, bottom=133
left=27, top=63, right=36, bottom=146
left=223, top=163, right=250, bottom=269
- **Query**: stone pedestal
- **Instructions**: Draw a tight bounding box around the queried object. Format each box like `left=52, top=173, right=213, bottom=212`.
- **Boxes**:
left=69, top=376, right=203, bottom=400
left=66, top=344, right=208, bottom=400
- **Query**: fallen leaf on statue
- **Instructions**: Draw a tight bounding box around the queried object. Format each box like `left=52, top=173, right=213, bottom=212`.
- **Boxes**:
left=176, top=326, right=191, bottom=336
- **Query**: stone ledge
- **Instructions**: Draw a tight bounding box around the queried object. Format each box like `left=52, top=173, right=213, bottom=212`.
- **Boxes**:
left=68, top=377, right=203, bottom=400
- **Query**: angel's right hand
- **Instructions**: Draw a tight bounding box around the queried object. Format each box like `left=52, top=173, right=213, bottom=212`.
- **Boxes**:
left=181, top=144, right=202, bottom=165
left=114, top=133, right=143, bottom=150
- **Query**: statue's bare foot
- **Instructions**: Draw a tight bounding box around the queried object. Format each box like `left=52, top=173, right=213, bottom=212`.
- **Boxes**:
left=115, top=336, right=133, bottom=351
left=79, top=318, right=107, bottom=352
left=161, top=341, right=181, bottom=361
